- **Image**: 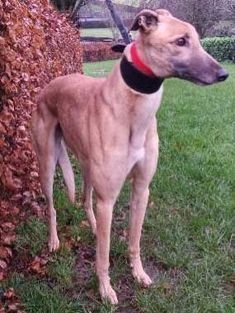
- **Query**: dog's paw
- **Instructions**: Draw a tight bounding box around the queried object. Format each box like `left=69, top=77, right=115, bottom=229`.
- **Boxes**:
left=132, top=268, right=153, bottom=287
left=99, top=283, right=118, bottom=305
left=48, top=235, right=60, bottom=252
left=131, top=257, right=153, bottom=287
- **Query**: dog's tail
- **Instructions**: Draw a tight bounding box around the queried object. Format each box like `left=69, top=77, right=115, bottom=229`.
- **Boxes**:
left=31, top=100, right=76, bottom=204
left=57, top=137, right=76, bottom=203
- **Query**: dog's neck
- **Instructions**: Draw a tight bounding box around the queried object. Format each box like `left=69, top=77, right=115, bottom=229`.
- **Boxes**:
left=103, top=45, right=164, bottom=149
left=130, top=43, right=155, bottom=76
left=120, top=43, right=164, bottom=94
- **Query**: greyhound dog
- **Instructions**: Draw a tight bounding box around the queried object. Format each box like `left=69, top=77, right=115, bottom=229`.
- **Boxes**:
left=31, top=9, right=228, bottom=304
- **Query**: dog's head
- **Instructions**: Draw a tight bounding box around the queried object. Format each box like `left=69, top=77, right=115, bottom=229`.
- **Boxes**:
left=116, top=9, right=229, bottom=85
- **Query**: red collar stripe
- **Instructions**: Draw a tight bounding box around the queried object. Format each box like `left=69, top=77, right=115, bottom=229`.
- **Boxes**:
left=130, top=43, right=155, bottom=77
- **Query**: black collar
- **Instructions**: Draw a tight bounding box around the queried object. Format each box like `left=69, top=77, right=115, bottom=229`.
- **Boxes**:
left=120, top=56, right=164, bottom=94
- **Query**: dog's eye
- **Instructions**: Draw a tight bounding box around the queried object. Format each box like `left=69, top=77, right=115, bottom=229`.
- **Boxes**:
left=176, top=38, right=187, bottom=46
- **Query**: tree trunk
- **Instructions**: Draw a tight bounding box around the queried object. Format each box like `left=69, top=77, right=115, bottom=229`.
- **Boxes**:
left=71, top=0, right=87, bottom=24
left=105, top=0, right=132, bottom=44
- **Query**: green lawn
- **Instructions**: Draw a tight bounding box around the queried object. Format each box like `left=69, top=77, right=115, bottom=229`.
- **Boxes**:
left=80, top=28, right=136, bottom=40
left=81, top=27, right=114, bottom=38
left=3, top=62, right=235, bottom=313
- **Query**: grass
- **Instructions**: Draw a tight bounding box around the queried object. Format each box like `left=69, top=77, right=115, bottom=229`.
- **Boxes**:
left=47, top=248, right=75, bottom=288
left=82, top=60, right=117, bottom=78
left=15, top=217, right=47, bottom=257
left=81, top=28, right=113, bottom=38
left=2, top=61, right=235, bottom=312
left=80, top=27, right=136, bottom=40
left=6, top=275, right=83, bottom=313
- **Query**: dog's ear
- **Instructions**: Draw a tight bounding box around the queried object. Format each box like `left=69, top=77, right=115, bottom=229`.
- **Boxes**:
left=130, top=9, right=159, bottom=32
left=111, top=44, right=126, bottom=53
left=155, top=9, right=172, bottom=17
left=130, top=9, right=173, bottom=32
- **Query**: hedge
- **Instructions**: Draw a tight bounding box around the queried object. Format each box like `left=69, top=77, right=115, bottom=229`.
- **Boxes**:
left=82, top=42, right=120, bottom=62
left=0, top=0, right=82, bottom=279
left=202, top=37, right=235, bottom=62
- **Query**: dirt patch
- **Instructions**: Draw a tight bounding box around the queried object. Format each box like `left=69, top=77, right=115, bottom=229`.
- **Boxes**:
left=145, top=259, right=186, bottom=295
left=75, top=244, right=96, bottom=286
left=116, top=273, right=142, bottom=313
left=74, top=244, right=142, bottom=311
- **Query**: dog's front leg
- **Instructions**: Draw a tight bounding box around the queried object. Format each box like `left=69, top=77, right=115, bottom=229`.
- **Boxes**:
left=96, top=197, right=118, bottom=304
left=129, top=183, right=153, bottom=286
left=128, top=119, right=159, bottom=286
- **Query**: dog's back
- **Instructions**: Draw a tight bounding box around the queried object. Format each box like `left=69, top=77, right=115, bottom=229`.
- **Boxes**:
left=37, top=73, right=106, bottom=118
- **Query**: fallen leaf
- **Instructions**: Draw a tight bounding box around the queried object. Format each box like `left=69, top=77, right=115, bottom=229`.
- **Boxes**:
left=229, top=273, right=235, bottom=286
left=64, top=236, right=81, bottom=249
left=0, top=271, right=5, bottom=281
left=149, top=201, right=155, bottom=209
left=3, top=288, right=15, bottom=300
left=0, top=246, right=12, bottom=260
left=7, top=303, right=18, bottom=311
left=0, top=260, right=8, bottom=270
left=0, top=307, right=5, bottom=313
left=120, top=229, right=128, bottom=242
left=29, top=256, right=48, bottom=275
left=30, top=171, right=39, bottom=178
left=1, top=233, right=16, bottom=245
left=1, top=222, right=15, bottom=232
left=10, top=207, right=20, bottom=216
left=79, top=220, right=90, bottom=228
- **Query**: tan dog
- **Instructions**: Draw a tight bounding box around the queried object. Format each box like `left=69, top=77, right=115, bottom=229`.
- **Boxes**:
left=31, top=9, right=228, bottom=304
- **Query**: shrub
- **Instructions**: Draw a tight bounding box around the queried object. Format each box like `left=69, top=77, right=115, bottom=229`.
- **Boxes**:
left=0, top=0, right=82, bottom=277
left=0, top=0, right=82, bottom=195
left=82, top=42, right=120, bottom=62
left=202, top=37, right=235, bottom=62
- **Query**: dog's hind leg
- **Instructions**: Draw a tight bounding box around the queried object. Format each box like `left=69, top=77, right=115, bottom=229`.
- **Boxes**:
left=32, top=112, right=60, bottom=252
left=42, top=151, right=60, bottom=252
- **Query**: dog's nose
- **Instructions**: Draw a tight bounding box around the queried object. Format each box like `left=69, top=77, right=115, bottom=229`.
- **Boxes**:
left=217, top=68, right=229, bottom=82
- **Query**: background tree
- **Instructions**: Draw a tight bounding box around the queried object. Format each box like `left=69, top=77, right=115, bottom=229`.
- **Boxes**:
left=51, top=0, right=87, bottom=12
left=105, top=0, right=132, bottom=43
left=158, top=0, right=234, bottom=37
left=118, top=0, right=235, bottom=37
left=71, top=0, right=88, bottom=23
left=52, top=0, right=234, bottom=38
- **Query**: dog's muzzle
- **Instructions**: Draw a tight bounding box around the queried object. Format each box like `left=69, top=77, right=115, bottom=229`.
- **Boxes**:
left=216, top=68, right=229, bottom=82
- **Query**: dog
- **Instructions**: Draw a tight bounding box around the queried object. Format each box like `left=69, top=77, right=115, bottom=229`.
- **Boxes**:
left=31, top=9, right=228, bottom=304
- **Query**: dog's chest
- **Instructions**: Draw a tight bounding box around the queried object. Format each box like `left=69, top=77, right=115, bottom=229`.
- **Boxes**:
left=128, top=145, right=145, bottom=171
left=127, top=129, right=147, bottom=171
